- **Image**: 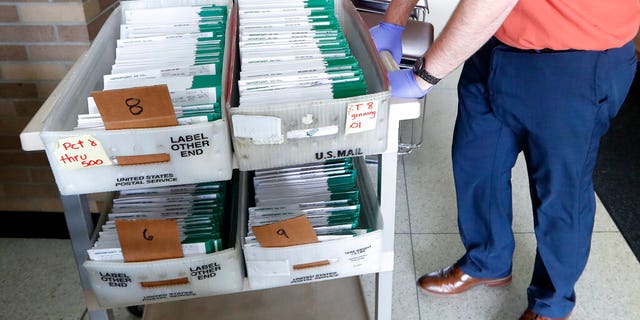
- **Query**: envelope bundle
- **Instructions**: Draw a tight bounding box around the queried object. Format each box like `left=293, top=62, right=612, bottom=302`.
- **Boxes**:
left=88, top=181, right=228, bottom=261
left=76, top=3, right=228, bottom=130
left=245, top=158, right=369, bottom=246
left=237, top=0, right=368, bottom=106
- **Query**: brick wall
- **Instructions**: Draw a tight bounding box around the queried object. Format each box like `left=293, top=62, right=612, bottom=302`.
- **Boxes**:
left=0, top=0, right=117, bottom=212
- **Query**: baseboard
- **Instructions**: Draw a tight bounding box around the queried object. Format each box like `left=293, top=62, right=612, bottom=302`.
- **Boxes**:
left=0, top=211, right=100, bottom=239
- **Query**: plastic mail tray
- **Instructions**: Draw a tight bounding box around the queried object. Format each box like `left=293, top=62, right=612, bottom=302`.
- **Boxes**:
left=240, top=157, right=391, bottom=290
left=227, top=0, right=392, bottom=171
left=82, top=171, right=244, bottom=308
left=36, top=0, right=235, bottom=195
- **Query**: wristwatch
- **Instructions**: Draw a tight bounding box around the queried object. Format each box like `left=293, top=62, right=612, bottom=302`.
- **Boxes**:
left=413, top=56, right=441, bottom=85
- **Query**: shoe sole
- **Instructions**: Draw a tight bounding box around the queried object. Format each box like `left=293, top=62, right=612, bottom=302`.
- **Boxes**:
left=417, top=275, right=512, bottom=297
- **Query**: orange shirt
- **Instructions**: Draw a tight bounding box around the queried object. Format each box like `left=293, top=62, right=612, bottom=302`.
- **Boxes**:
left=495, top=0, right=640, bottom=50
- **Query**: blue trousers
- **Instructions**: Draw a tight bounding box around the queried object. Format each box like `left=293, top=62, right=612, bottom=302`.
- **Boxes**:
left=453, top=38, right=637, bottom=318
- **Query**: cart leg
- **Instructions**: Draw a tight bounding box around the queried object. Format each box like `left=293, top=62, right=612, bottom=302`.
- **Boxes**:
left=87, top=309, right=114, bottom=320
left=375, top=271, right=394, bottom=320
left=61, top=194, right=113, bottom=320
left=375, top=152, right=398, bottom=320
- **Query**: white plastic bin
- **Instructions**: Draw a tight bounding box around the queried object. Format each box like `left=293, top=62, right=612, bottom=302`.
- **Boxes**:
left=83, top=172, right=245, bottom=308
left=33, top=0, right=235, bottom=195
left=83, top=244, right=244, bottom=308
left=228, top=0, right=392, bottom=171
left=240, top=157, right=391, bottom=290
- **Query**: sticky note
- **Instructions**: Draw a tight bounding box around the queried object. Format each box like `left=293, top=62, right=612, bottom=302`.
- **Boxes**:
left=54, top=135, right=113, bottom=170
left=345, top=100, right=378, bottom=134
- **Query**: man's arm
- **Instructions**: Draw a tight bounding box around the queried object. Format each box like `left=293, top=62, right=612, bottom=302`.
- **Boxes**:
left=382, top=0, right=421, bottom=27
left=417, top=0, right=519, bottom=89
left=375, top=0, right=519, bottom=97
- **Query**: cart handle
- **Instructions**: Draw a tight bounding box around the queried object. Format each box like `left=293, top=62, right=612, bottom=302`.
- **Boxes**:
left=380, top=50, right=400, bottom=72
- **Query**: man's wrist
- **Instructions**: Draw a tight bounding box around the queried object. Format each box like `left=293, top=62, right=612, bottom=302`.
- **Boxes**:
left=383, top=17, right=407, bottom=28
left=413, top=56, right=441, bottom=88
left=413, top=73, right=434, bottom=91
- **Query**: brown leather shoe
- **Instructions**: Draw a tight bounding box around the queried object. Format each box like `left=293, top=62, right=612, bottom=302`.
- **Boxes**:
left=416, top=265, right=511, bottom=296
left=519, top=309, right=571, bottom=320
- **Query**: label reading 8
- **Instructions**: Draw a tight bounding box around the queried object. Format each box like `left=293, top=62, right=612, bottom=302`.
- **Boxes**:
left=125, top=97, right=143, bottom=115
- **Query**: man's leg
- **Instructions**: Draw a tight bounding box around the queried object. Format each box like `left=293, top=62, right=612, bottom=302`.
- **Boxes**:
left=452, top=39, right=522, bottom=280
left=490, top=41, right=637, bottom=318
left=417, top=38, right=520, bottom=296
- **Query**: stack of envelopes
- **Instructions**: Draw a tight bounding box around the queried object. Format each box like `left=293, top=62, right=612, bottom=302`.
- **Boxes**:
left=237, top=0, right=368, bottom=106
left=75, top=3, right=228, bottom=130
left=88, top=181, right=227, bottom=261
left=245, top=158, right=370, bottom=246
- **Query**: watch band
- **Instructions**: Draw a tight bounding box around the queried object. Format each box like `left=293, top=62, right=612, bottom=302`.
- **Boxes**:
left=413, top=56, right=441, bottom=85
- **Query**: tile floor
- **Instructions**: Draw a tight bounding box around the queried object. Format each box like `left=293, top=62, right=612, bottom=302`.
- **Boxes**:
left=2, top=1, right=639, bottom=319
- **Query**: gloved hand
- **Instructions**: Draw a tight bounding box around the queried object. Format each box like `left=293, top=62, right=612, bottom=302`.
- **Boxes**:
left=388, top=69, right=432, bottom=98
left=369, top=22, right=404, bottom=64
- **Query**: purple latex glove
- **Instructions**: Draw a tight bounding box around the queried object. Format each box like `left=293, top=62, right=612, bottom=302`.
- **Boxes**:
left=388, top=69, right=432, bottom=98
left=369, top=22, right=404, bottom=64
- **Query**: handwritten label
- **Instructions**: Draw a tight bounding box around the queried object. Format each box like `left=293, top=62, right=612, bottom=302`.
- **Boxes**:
left=251, top=215, right=318, bottom=247
left=92, top=85, right=178, bottom=130
left=345, top=100, right=379, bottom=134
left=115, top=219, right=184, bottom=262
left=54, top=135, right=113, bottom=170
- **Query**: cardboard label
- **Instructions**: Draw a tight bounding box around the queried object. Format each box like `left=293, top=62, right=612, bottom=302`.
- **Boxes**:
left=54, top=135, right=113, bottom=169
left=115, top=153, right=170, bottom=166
left=293, top=260, right=331, bottom=270
left=140, top=278, right=189, bottom=288
left=252, top=215, right=318, bottom=248
left=92, top=85, right=178, bottom=130
left=345, top=100, right=378, bottom=134
left=115, top=219, right=184, bottom=262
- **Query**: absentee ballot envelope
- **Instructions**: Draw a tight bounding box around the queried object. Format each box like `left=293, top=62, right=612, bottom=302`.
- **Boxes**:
left=123, top=5, right=227, bottom=24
